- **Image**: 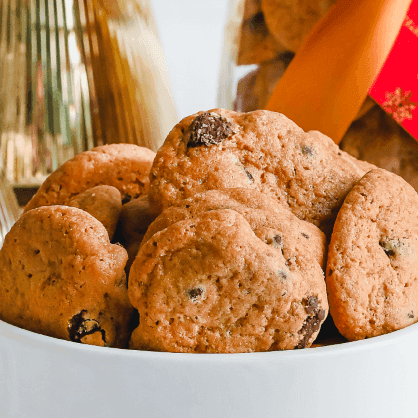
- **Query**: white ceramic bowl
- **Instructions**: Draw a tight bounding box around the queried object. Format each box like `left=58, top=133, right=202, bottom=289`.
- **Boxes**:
left=0, top=319, right=417, bottom=418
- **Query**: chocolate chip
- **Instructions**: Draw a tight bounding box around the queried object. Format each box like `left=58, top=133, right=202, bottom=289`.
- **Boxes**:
left=187, top=286, right=205, bottom=301
left=328, top=269, right=333, bottom=276
left=266, top=234, right=283, bottom=249
left=379, top=238, right=408, bottom=258
left=296, top=308, right=326, bottom=349
left=301, top=232, right=309, bottom=239
left=68, top=310, right=106, bottom=344
left=277, top=270, right=289, bottom=280
left=303, top=296, right=319, bottom=314
left=187, top=112, right=233, bottom=147
left=408, top=312, right=415, bottom=319
left=301, top=145, right=315, bottom=158
left=243, top=167, right=254, bottom=183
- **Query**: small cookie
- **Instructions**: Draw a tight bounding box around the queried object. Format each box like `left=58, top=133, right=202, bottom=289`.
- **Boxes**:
left=149, top=109, right=373, bottom=233
left=24, top=144, right=155, bottom=212
left=237, top=13, right=287, bottom=65
left=326, top=169, right=418, bottom=341
left=68, top=185, right=122, bottom=240
left=142, top=188, right=326, bottom=269
left=261, top=0, right=337, bottom=51
left=0, top=206, right=133, bottom=348
left=129, top=209, right=328, bottom=353
left=119, top=195, right=158, bottom=243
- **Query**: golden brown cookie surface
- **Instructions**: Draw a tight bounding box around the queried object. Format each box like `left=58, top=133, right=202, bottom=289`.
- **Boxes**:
left=0, top=206, right=133, bottom=348
left=68, top=185, right=122, bottom=240
left=149, top=109, right=372, bottom=233
left=129, top=209, right=328, bottom=353
left=25, top=144, right=155, bottom=212
left=142, top=188, right=326, bottom=269
left=327, top=169, right=418, bottom=341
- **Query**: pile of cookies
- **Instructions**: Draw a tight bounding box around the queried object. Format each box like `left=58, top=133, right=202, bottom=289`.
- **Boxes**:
left=234, top=0, right=418, bottom=192
left=1, top=109, right=418, bottom=353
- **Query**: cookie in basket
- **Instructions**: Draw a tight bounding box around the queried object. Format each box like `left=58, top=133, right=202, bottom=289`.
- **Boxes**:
left=24, top=143, right=155, bottom=212
left=128, top=209, right=328, bottom=353
left=149, top=109, right=374, bottom=234
left=142, top=188, right=326, bottom=268
left=0, top=206, right=133, bottom=348
left=326, top=169, right=418, bottom=341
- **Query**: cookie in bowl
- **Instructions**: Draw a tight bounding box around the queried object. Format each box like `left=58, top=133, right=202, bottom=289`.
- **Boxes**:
left=24, top=143, right=155, bottom=212
left=326, top=168, right=418, bottom=341
left=128, top=209, right=328, bottom=353
left=0, top=206, right=133, bottom=348
left=149, top=109, right=374, bottom=234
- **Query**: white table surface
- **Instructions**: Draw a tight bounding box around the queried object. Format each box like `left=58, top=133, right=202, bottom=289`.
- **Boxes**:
left=151, top=0, right=230, bottom=121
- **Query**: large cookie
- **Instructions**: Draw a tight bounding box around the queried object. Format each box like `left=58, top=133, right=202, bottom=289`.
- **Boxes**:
left=326, top=169, right=418, bottom=341
left=128, top=209, right=328, bottom=353
left=25, top=144, right=155, bottom=212
left=261, top=0, right=337, bottom=51
left=149, top=109, right=373, bottom=233
left=0, top=206, right=133, bottom=348
left=142, top=188, right=326, bottom=269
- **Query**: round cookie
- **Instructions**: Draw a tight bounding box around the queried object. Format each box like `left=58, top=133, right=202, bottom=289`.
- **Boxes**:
left=142, top=188, right=326, bottom=269
left=326, top=169, right=418, bottom=341
left=68, top=185, right=122, bottom=240
left=24, top=144, right=155, bottom=212
left=129, top=209, right=328, bottom=353
left=0, top=206, right=133, bottom=348
left=261, top=0, right=337, bottom=51
left=149, top=109, right=373, bottom=234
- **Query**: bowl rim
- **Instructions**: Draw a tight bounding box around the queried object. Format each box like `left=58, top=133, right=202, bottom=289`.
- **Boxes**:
left=1, top=318, right=417, bottom=363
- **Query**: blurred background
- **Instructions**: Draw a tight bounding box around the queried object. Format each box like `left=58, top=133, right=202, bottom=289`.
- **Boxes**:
left=152, top=0, right=229, bottom=119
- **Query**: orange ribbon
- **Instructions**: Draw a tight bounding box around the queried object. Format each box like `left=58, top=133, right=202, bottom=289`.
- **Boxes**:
left=264, top=0, right=412, bottom=144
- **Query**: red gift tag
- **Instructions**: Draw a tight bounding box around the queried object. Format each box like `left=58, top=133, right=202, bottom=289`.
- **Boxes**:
left=369, top=1, right=418, bottom=139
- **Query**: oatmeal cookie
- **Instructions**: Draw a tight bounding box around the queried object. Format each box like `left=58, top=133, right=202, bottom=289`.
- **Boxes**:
left=25, top=144, right=155, bottom=212
left=129, top=209, right=328, bottom=353
left=149, top=109, right=373, bottom=233
left=326, top=169, right=418, bottom=340
left=0, top=206, right=133, bottom=348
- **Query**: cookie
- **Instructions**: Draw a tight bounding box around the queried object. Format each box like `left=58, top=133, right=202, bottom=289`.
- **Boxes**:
left=149, top=109, right=373, bottom=234
left=237, top=13, right=287, bottom=65
left=142, top=188, right=326, bottom=269
left=261, top=0, right=337, bottom=51
left=128, top=209, right=328, bottom=353
left=119, top=195, right=158, bottom=243
left=68, top=185, right=122, bottom=240
left=0, top=206, right=133, bottom=348
left=326, top=169, right=418, bottom=341
left=234, top=53, right=293, bottom=112
left=24, top=144, right=155, bottom=212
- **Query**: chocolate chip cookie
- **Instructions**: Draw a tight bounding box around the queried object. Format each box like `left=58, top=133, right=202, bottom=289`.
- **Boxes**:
left=128, top=209, right=328, bottom=353
left=25, top=144, right=155, bottom=212
left=149, top=109, right=373, bottom=234
left=326, top=169, right=418, bottom=341
left=142, top=188, right=326, bottom=269
left=0, top=206, right=133, bottom=348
